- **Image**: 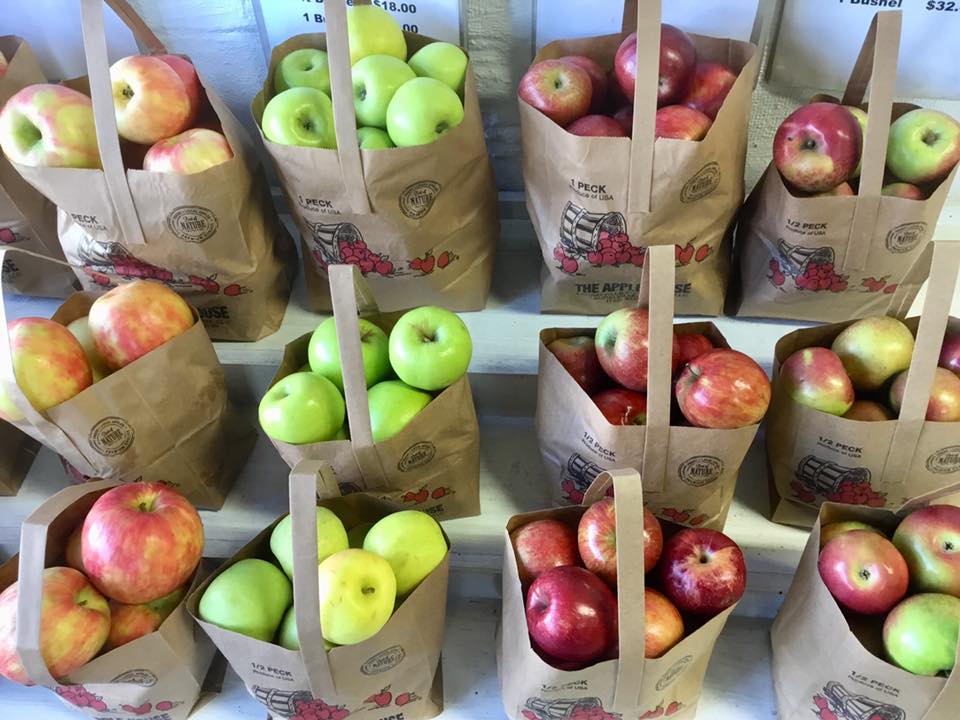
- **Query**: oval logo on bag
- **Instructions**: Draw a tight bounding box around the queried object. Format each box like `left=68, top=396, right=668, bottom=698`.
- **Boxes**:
left=398, top=441, right=437, bottom=472
left=680, top=162, right=721, bottom=203
left=399, top=181, right=441, bottom=219
left=88, top=416, right=135, bottom=457
left=678, top=456, right=724, bottom=486
left=927, top=446, right=960, bottom=474
left=656, top=655, right=693, bottom=690
left=361, top=645, right=405, bottom=675
left=166, top=205, right=219, bottom=243
left=110, top=669, right=158, bottom=686
left=885, top=222, right=927, bottom=253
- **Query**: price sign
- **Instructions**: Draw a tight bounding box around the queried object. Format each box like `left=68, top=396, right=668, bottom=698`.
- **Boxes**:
left=770, top=0, right=960, bottom=99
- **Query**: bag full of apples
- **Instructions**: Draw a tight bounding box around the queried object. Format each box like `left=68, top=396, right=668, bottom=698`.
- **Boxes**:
left=188, top=460, right=449, bottom=720
left=766, top=239, right=960, bottom=528
left=0, top=479, right=217, bottom=720
left=731, top=10, right=960, bottom=323
left=518, top=0, right=758, bottom=316
left=0, top=0, right=294, bottom=341
left=537, top=245, right=771, bottom=528
left=772, top=500, right=960, bottom=719
left=258, top=263, right=480, bottom=520
left=251, top=0, right=498, bottom=313
left=0, top=250, right=247, bottom=509
left=498, top=467, right=746, bottom=720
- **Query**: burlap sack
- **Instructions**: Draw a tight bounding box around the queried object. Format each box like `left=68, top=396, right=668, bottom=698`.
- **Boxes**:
left=767, top=239, right=960, bottom=528
left=0, top=248, right=247, bottom=510
left=265, top=264, right=481, bottom=521
left=251, top=0, right=498, bottom=313
left=0, top=480, right=217, bottom=720
left=189, top=460, right=448, bottom=720
left=6, top=0, right=294, bottom=340
left=771, top=501, right=960, bottom=720
left=731, top=11, right=958, bottom=322
left=0, top=36, right=76, bottom=298
left=523, top=0, right=759, bottom=316
left=0, top=421, right=38, bottom=496
left=536, top=245, right=761, bottom=529
left=498, top=468, right=737, bottom=720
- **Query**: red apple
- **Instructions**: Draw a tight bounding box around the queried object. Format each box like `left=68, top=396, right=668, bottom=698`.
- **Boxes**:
left=614, top=25, right=696, bottom=106
left=103, top=585, right=185, bottom=651
left=613, top=106, right=633, bottom=136
left=511, top=519, right=581, bottom=586
left=559, top=55, right=607, bottom=113
left=820, top=521, right=883, bottom=550
left=882, top=182, right=925, bottom=200
left=82, top=482, right=204, bottom=604
left=525, top=566, right=618, bottom=666
left=940, top=332, right=960, bottom=377
left=566, top=114, right=627, bottom=138
left=818, top=530, right=908, bottom=615
left=547, top=335, right=608, bottom=395
left=681, top=61, right=737, bottom=120
left=889, top=367, right=960, bottom=422
left=843, top=400, right=893, bottom=421
left=655, top=105, right=711, bottom=140
left=519, top=59, right=592, bottom=126
left=676, top=333, right=714, bottom=367
left=606, top=70, right=628, bottom=111
left=893, top=505, right=960, bottom=597
left=643, top=506, right=664, bottom=573
left=780, top=347, right=855, bottom=416
left=814, top=182, right=855, bottom=197
left=645, top=588, right=684, bottom=658
left=578, top=498, right=617, bottom=585
left=773, top=102, right=862, bottom=193
left=595, top=307, right=680, bottom=391
left=660, top=528, right=746, bottom=615
left=592, top=388, right=647, bottom=425
left=675, top=349, right=771, bottom=428
left=157, top=55, right=202, bottom=123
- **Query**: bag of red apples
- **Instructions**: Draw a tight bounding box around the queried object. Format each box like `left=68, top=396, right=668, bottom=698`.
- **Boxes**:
left=767, top=239, right=960, bottom=528
left=731, top=11, right=960, bottom=323
left=0, top=251, right=245, bottom=509
left=519, top=0, right=759, bottom=316
left=537, top=245, right=771, bottom=529
left=0, top=0, right=294, bottom=340
left=0, top=479, right=217, bottom=720
left=260, top=263, right=481, bottom=521
left=251, top=0, right=498, bottom=313
left=772, top=500, right=960, bottom=719
left=499, top=467, right=746, bottom=720
left=188, top=460, right=449, bottom=720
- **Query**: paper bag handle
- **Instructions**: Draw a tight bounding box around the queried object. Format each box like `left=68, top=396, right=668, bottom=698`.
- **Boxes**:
left=15, top=479, right=119, bottom=687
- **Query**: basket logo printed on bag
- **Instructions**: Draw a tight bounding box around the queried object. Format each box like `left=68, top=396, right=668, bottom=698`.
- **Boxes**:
left=680, top=162, right=721, bottom=203
left=522, top=697, right=622, bottom=720
left=166, top=206, right=219, bottom=243
left=398, top=441, right=436, bottom=471
left=559, top=452, right=607, bottom=505
left=250, top=684, right=423, bottom=720
left=811, top=681, right=905, bottom=720
left=88, top=416, right=135, bottom=456
left=885, top=222, right=927, bottom=254
left=790, top=455, right=887, bottom=507
left=361, top=645, right=406, bottom=675
left=399, top=180, right=441, bottom=219
left=768, top=242, right=849, bottom=293
left=677, top=456, right=724, bottom=487
left=927, top=445, right=960, bottom=474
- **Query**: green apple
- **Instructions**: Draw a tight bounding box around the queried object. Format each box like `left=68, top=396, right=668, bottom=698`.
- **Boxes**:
left=844, top=105, right=868, bottom=179
left=333, top=423, right=349, bottom=440
left=259, top=371, right=345, bottom=445
left=346, top=5, right=407, bottom=65
left=367, top=380, right=431, bottom=442
left=270, top=506, right=349, bottom=579
left=275, top=48, right=330, bottom=94
left=883, top=593, right=960, bottom=676
left=67, top=316, right=112, bottom=383
left=308, top=316, right=391, bottom=391
left=278, top=606, right=336, bottom=651
left=358, top=127, right=394, bottom=149
left=363, top=510, right=446, bottom=596
left=261, top=87, right=336, bottom=149
left=408, top=42, right=468, bottom=95
left=317, top=549, right=396, bottom=645
left=198, top=559, right=292, bottom=642
left=347, top=522, right=374, bottom=549
left=388, top=305, right=472, bottom=391
left=887, top=108, right=960, bottom=185
left=352, top=55, right=416, bottom=129
left=386, top=77, right=464, bottom=147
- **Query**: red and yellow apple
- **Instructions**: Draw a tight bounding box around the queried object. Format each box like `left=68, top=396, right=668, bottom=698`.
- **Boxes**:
left=655, top=105, right=712, bottom=141
left=682, top=62, right=737, bottom=120
left=882, top=182, right=925, bottom=200
left=889, top=367, right=960, bottom=422
left=660, top=528, right=746, bottom=616
left=559, top=56, right=607, bottom=113
left=592, top=388, right=647, bottom=425
left=675, top=349, right=771, bottom=428
left=519, top=59, right=592, bottom=126
left=103, top=586, right=185, bottom=651
left=547, top=335, right=608, bottom=395
left=644, top=588, right=684, bottom=659
left=886, top=108, right=960, bottom=185
left=157, top=55, right=203, bottom=122
left=595, top=307, right=680, bottom=391
left=843, top=400, right=892, bottom=421
left=831, top=316, right=915, bottom=391
left=676, top=333, right=714, bottom=367
left=893, top=505, right=960, bottom=597
left=780, top=347, right=854, bottom=416
left=143, top=128, right=233, bottom=174
left=820, top=521, right=883, bottom=550
left=511, top=518, right=580, bottom=586
left=577, top=498, right=618, bottom=586
left=0, top=84, right=100, bottom=168
left=110, top=55, right=192, bottom=144
left=773, top=102, right=862, bottom=193
left=818, top=530, right=908, bottom=615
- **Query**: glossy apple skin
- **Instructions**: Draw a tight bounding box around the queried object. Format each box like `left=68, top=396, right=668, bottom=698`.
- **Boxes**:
left=655, top=105, right=711, bottom=140
left=388, top=305, right=472, bottom=391
left=559, top=56, right=607, bottom=113
left=525, top=565, right=618, bottom=666
left=831, top=316, right=915, bottom=392
left=0, top=84, right=100, bottom=168
left=843, top=400, right=893, bottom=421
left=103, top=586, right=185, bottom=652
left=578, top=498, right=617, bottom=586
left=592, top=388, right=647, bottom=425
left=889, top=367, right=960, bottom=422
left=595, top=307, right=680, bottom=391
left=893, top=505, right=960, bottom=597
left=820, top=521, right=883, bottom=550
left=519, top=59, right=592, bottom=126
left=143, top=128, right=232, bottom=174
left=110, top=55, right=192, bottom=145
left=547, top=335, right=608, bottom=395
left=262, top=86, right=336, bottom=149
left=773, top=102, right=862, bottom=193
left=941, top=332, right=960, bottom=376
left=643, top=506, right=664, bottom=573
left=158, top=55, right=202, bottom=122
left=386, top=77, right=466, bottom=147
left=676, top=333, right=714, bottom=367
left=818, top=530, right=908, bottom=615
left=614, top=25, right=696, bottom=105
left=566, top=114, right=627, bottom=138
left=660, top=529, right=745, bottom=616
left=82, top=482, right=203, bottom=604
left=886, top=108, right=960, bottom=185
left=682, top=62, right=737, bottom=120
left=883, top=593, right=960, bottom=676
left=511, top=519, right=580, bottom=586
left=780, top=347, right=854, bottom=416
left=882, top=182, right=925, bottom=200
left=675, top=349, right=771, bottom=429
left=645, top=588, right=684, bottom=659
left=346, top=4, right=407, bottom=65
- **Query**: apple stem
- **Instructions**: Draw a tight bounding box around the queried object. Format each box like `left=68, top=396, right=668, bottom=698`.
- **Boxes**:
left=362, top=586, right=376, bottom=595
left=923, top=130, right=940, bottom=146
left=802, top=139, right=816, bottom=150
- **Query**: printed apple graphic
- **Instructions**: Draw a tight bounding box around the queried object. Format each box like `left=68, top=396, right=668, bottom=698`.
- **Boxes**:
left=645, top=588, right=684, bottom=659
left=259, top=371, right=346, bottom=445
left=367, top=380, right=431, bottom=443
left=881, top=182, right=925, bottom=200
left=595, top=307, right=680, bottom=391
left=270, top=507, right=349, bottom=579
left=199, top=558, right=292, bottom=641
left=675, top=349, right=771, bottom=428
left=831, top=316, right=915, bottom=391
left=655, top=105, right=712, bottom=141
left=363, top=510, right=447, bottom=595
left=66, top=316, right=112, bottom=383
left=615, top=25, right=696, bottom=105
left=559, top=55, right=607, bottom=113
left=889, top=367, right=960, bottom=422
left=386, top=77, right=464, bottom=147
left=408, top=42, right=469, bottom=95
left=780, top=347, right=854, bottom=416
left=388, top=305, right=472, bottom=391
left=592, top=388, right=647, bottom=425
left=352, top=54, right=417, bottom=129
left=941, top=331, right=960, bottom=376
left=843, top=400, right=893, bottom=421
left=317, top=549, right=397, bottom=645
left=511, top=518, right=580, bottom=586
left=274, top=48, right=331, bottom=94
left=0, top=84, right=100, bottom=168
left=682, top=62, right=737, bottom=120
left=357, top=126, right=395, bottom=149
left=820, top=521, right=883, bottom=550
left=818, top=530, right=908, bottom=615
left=660, top=528, right=746, bottom=615
left=346, top=4, right=407, bottom=65
left=518, top=59, right=592, bottom=126
left=110, top=55, right=192, bottom=144
left=104, top=586, right=185, bottom=651
left=893, top=505, right=960, bottom=597
left=262, top=87, right=336, bottom=149
left=886, top=108, right=960, bottom=185
left=309, top=316, right=391, bottom=391
left=546, top=335, right=608, bottom=394
left=676, top=333, right=714, bottom=367
left=143, top=128, right=233, bottom=174
left=884, top=593, right=960, bottom=676
left=566, top=114, right=627, bottom=138
left=773, top=102, right=862, bottom=193
left=844, top=105, right=868, bottom=178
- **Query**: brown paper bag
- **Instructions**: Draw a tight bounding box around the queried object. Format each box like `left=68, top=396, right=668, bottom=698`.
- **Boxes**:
left=0, top=36, right=77, bottom=298
left=498, top=468, right=737, bottom=720
left=0, top=248, right=248, bottom=509
left=536, top=245, right=761, bottom=529
left=251, top=0, right=498, bottom=313
left=0, top=480, right=217, bottom=720
left=265, top=263, right=481, bottom=521
left=188, top=460, right=448, bottom=720
left=0, top=421, right=39, bottom=496
left=771, top=501, right=960, bottom=720
left=731, top=11, right=958, bottom=322
left=767, top=239, right=960, bottom=528
left=6, top=0, right=294, bottom=340
left=522, top=0, right=759, bottom=316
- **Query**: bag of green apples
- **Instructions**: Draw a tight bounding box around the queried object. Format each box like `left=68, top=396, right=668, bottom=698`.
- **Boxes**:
left=771, top=500, right=960, bottom=720
left=189, top=460, right=449, bottom=720
left=259, top=263, right=481, bottom=521
left=0, top=479, right=217, bottom=720
left=251, top=0, right=498, bottom=313
left=0, top=248, right=247, bottom=509
left=766, top=239, right=960, bottom=528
